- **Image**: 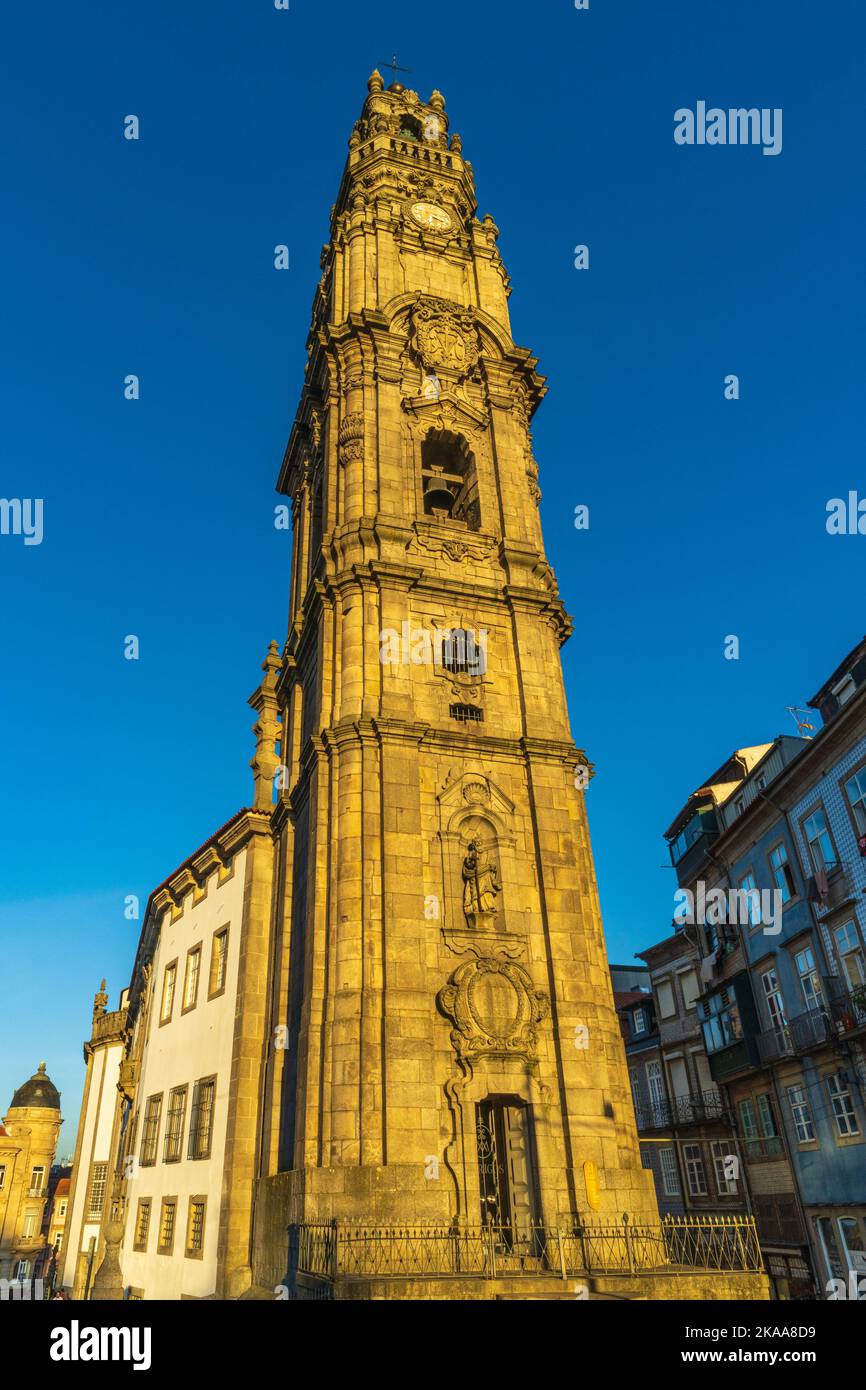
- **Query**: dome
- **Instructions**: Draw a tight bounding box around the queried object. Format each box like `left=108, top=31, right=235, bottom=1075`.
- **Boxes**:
left=9, top=1062, right=60, bottom=1111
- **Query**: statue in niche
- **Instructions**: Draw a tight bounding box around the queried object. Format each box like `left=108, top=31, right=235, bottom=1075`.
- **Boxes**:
left=462, top=838, right=500, bottom=927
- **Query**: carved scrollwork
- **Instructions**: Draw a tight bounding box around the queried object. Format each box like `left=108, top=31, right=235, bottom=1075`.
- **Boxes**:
left=438, top=956, right=548, bottom=1061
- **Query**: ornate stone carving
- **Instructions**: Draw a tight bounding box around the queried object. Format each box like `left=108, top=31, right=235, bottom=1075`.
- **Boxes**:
left=438, top=956, right=548, bottom=1060
left=411, top=296, right=479, bottom=380
left=411, top=525, right=496, bottom=565
left=338, top=411, right=364, bottom=463
left=462, top=839, right=500, bottom=927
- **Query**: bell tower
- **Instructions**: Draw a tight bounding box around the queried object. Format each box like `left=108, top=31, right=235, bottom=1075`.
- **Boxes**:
left=264, top=70, right=659, bottom=1250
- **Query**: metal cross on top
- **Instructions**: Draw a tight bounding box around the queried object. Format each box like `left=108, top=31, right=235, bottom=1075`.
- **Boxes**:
left=378, top=54, right=412, bottom=77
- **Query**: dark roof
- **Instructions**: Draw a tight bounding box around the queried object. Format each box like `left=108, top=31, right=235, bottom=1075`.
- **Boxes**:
left=9, top=1063, right=60, bottom=1112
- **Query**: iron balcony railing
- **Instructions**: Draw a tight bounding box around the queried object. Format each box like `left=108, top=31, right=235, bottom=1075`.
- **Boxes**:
left=740, top=1134, right=784, bottom=1161
left=289, top=1214, right=763, bottom=1285
left=757, top=1007, right=832, bottom=1062
left=634, top=1089, right=729, bottom=1131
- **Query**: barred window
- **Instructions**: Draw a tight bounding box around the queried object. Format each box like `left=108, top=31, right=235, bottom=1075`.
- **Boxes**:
left=163, top=1085, right=188, bottom=1163
left=683, top=1143, right=708, bottom=1196
left=449, top=703, right=483, bottom=724
left=185, top=1197, right=207, bottom=1259
left=157, top=1198, right=177, bottom=1255
left=438, top=628, right=486, bottom=676
left=140, top=1094, right=163, bottom=1167
left=134, top=1199, right=151, bottom=1252
left=188, top=1077, right=216, bottom=1160
left=86, top=1162, right=108, bottom=1219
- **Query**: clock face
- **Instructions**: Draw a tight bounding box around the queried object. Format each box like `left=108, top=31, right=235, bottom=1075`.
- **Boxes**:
left=410, top=201, right=453, bottom=232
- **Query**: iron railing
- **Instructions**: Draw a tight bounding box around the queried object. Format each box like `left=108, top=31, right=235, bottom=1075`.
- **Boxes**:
left=635, top=1089, right=729, bottom=1131
left=289, top=1214, right=763, bottom=1285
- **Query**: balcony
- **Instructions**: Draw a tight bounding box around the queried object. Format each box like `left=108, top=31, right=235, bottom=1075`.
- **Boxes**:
left=635, top=1090, right=729, bottom=1131
left=828, top=986, right=866, bottom=1038
left=757, top=1008, right=832, bottom=1063
left=26, top=1186, right=46, bottom=1199
left=708, top=1038, right=760, bottom=1083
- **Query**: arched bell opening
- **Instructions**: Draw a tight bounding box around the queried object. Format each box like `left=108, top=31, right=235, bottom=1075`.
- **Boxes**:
left=420, top=430, right=480, bottom=531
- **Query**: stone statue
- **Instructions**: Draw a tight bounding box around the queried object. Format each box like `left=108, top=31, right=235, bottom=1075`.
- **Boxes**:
left=462, top=839, right=500, bottom=925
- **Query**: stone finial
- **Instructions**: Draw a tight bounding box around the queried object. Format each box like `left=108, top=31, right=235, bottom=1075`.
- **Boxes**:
left=368, top=69, right=384, bottom=94
left=450, top=132, right=463, bottom=154
left=249, top=640, right=283, bottom=810
left=429, top=89, right=445, bottom=112
left=37, top=1061, right=47, bottom=1075
left=93, top=980, right=108, bottom=1020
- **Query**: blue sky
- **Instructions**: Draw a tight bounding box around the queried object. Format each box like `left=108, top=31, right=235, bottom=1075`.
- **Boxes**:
left=1, top=1, right=863, bottom=1148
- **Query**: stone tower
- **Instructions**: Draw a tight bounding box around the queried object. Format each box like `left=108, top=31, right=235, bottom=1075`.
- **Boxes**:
left=0, top=1063, right=62, bottom=1284
left=263, top=70, right=660, bottom=1252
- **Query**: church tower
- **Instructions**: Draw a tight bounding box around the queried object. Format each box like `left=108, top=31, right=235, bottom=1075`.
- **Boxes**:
left=263, top=70, right=661, bottom=1270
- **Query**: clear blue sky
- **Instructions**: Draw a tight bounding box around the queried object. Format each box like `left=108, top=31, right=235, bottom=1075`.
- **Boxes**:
left=1, top=1, right=864, bottom=1149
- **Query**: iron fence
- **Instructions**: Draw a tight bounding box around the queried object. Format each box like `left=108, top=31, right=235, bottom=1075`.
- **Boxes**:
left=289, top=1213, right=763, bottom=1285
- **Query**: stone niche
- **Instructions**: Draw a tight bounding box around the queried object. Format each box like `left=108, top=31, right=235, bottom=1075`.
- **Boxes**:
left=435, top=769, right=528, bottom=950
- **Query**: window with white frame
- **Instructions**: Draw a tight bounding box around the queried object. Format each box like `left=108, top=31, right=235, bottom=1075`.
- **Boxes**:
left=738, top=872, right=761, bottom=926
left=834, top=921, right=866, bottom=991
left=160, top=961, right=177, bottom=1024
left=13, top=1260, right=30, bottom=1281
left=29, top=1164, right=45, bottom=1193
left=769, top=843, right=796, bottom=902
left=804, top=809, right=837, bottom=872
left=827, top=1073, right=860, bottom=1138
left=659, top=1147, right=680, bottom=1197
left=632, top=1007, right=647, bottom=1036
left=760, top=968, right=786, bottom=1030
left=711, top=1140, right=738, bottom=1195
left=844, top=768, right=866, bottom=837
left=21, top=1210, right=38, bottom=1237
left=794, top=946, right=824, bottom=1011
left=683, top=1143, right=708, bottom=1196
left=786, top=1084, right=816, bottom=1143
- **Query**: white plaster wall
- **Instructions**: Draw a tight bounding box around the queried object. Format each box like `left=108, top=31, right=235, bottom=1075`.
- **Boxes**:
left=61, top=1039, right=123, bottom=1291
left=120, top=848, right=247, bottom=1299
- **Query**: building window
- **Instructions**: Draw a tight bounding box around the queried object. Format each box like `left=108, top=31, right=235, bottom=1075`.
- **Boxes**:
left=827, top=1073, right=860, bottom=1138
left=209, top=927, right=229, bottom=999
left=834, top=921, right=866, bottom=991
left=13, top=1260, right=30, bottom=1281
left=29, top=1165, right=45, bottom=1195
left=449, top=703, right=483, bottom=723
left=737, top=872, right=761, bottom=926
left=163, top=1085, right=188, bottom=1164
left=738, top=1098, right=757, bottom=1140
left=22, top=1210, right=38, bottom=1237
left=140, top=1094, right=163, bottom=1167
left=679, top=970, right=700, bottom=1011
left=182, top=946, right=201, bottom=1013
left=711, top=1140, right=738, bottom=1195
left=632, top=1008, right=647, bottom=1035
left=768, top=843, right=796, bottom=903
left=185, top=1196, right=207, bottom=1259
left=53, top=1232, right=64, bottom=1252
left=133, top=1199, right=151, bottom=1252
left=188, top=1077, right=216, bottom=1160
left=760, top=968, right=786, bottom=1031
left=86, top=1162, right=108, bottom=1219
left=700, top=988, right=744, bottom=1054
left=838, top=1216, right=866, bottom=1273
left=844, top=768, right=866, bottom=837
left=656, top=979, right=676, bottom=1018
left=804, top=809, right=837, bottom=873
left=794, top=946, right=824, bottom=1011
left=438, top=628, right=487, bottom=677
left=157, top=1198, right=177, bottom=1255
left=756, top=1093, right=777, bottom=1138
left=786, top=1085, right=816, bottom=1143
left=160, top=961, right=177, bottom=1025
left=659, top=1147, right=680, bottom=1197
left=683, top=1143, right=708, bottom=1197
left=0, top=1165, right=5, bottom=1189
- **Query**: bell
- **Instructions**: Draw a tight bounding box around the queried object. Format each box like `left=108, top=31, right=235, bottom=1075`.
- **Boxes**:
left=424, top=484, right=455, bottom=515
